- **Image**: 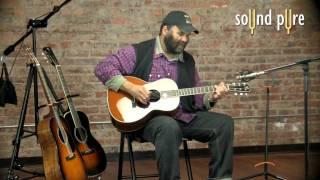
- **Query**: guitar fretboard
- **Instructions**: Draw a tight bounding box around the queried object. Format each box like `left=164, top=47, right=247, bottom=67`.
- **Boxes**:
left=162, top=86, right=216, bottom=97
left=56, top=65, right=82, bottom=128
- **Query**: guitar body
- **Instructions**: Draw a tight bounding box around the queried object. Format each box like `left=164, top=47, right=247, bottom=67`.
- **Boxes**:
left=50, top=115, right=88, bottom=180
left=37, top=114, right=64, bottom=180
left=107, top=76, right=180, bottom=132
left=64, top=111, right=107, bottom=176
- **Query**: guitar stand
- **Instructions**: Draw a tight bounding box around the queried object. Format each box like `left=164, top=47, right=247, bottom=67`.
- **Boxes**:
left=238, top=87, right=286, bottom=180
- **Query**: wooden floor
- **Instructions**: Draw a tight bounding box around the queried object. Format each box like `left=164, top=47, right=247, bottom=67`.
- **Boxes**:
left=1, top=152, right=319, bottom=180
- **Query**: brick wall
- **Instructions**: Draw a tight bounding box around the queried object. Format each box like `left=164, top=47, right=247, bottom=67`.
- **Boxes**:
left=0, top=0, right=319, bottom=159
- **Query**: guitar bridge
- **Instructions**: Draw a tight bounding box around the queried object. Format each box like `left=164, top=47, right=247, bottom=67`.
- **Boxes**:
left=81, top=148, right=95, bottom=155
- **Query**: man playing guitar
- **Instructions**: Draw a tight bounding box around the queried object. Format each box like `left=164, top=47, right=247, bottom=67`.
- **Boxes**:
left=95, top=11, right=234, bottom=180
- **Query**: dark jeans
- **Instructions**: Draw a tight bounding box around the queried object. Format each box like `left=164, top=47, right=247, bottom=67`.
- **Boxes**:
left=137, top=111, right=234, bottom=180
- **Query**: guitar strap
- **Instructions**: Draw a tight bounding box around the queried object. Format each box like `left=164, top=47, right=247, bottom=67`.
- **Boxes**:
left=131, top=38, right=199, bottom=113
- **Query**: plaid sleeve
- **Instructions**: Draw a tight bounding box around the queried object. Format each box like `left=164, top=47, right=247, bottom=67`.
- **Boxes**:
left=95, top=46, right=136, bottom=84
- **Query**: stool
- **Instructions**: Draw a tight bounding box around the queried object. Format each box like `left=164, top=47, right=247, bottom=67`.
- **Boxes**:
left=118, top=132, right=193, bottom=180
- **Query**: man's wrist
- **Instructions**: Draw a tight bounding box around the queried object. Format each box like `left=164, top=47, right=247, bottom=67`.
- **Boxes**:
left=105, top=75, right=126, bottom=91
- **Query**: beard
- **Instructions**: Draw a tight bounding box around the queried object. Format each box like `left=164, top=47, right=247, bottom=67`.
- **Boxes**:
left=163, top=33, right=188, bottom=54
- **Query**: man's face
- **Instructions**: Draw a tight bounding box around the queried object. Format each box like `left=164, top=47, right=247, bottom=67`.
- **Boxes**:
left=163, top=26, right=190, bottom=54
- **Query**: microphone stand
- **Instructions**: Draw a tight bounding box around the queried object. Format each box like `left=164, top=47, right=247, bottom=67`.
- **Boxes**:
left=4, top=1, right=71, bottom=179
left=239, top=86, right=286, bottom=180
left=238, top=56, right=320, bottom=180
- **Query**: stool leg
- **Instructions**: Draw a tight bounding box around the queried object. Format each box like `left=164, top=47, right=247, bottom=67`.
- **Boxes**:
left=127, top=135, right=137, bottom=180
left=118, top=133, right=125, bottom=180
left=183, top=140, right=193, bottom=180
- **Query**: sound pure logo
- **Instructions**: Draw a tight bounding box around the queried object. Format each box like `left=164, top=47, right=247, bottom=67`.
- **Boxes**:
left=235, top=9, right=305, bottom=35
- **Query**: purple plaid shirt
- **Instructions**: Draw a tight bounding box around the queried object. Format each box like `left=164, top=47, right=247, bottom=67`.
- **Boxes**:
left=95, top=45, right=206, bottom=123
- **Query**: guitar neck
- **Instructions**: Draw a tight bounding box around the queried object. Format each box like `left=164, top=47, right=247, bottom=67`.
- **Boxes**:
left=36, top=65, right=58, bottom=107
left=162, top=85, right=219, bottom=97
left=42, top=46, right=82, bottom=127
left=35, top=65, right=66, bottom=127
left=55, top=65, right=81, bottom=125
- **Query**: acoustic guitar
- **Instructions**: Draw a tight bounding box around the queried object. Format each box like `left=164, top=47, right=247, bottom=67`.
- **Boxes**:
left=107, top=76, right=250, bottom=132
left=42, top=47, right=107, bottom=177
left=25, top=47, right=87, bottom=180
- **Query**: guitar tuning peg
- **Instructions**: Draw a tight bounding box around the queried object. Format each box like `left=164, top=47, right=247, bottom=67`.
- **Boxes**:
left=234, top=93, right=238, bottom=96
left=245, top=93, right=248, bottom=96
left=240, top=93, right=243, bottom=96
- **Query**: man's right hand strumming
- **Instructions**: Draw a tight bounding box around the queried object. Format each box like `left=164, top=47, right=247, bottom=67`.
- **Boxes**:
left=121, top=80, right=150, bottom=105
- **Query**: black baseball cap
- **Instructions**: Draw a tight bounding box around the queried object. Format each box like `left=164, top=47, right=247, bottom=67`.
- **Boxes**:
left=163, top=11, right=199, bottom=34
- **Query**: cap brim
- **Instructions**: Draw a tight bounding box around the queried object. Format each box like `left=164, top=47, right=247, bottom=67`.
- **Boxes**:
left=179, top=24, right=199, bottom=34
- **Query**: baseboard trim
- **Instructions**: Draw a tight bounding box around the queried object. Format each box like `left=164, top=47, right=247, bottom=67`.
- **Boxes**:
left=1, top=143, right=319, bottom=168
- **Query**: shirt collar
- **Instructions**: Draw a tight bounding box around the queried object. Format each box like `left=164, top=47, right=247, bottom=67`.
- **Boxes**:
left=155, top=36, right=184, bottom=62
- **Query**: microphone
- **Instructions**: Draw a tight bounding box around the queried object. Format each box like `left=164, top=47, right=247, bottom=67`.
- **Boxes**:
left=236, top=71, right=265, bottom=80
left=3, top=45, right=15, bottom=56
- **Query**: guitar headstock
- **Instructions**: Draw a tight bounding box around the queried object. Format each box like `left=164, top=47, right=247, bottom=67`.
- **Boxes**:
left=42, top=47, right=59, bottom=66
left=227, top=82, right=251, bottom=96
left=24, top=47, right=40, bottom=65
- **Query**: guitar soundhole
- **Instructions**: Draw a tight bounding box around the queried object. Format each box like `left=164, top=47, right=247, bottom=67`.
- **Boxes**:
left=134, top=90, right=160, bottom=108
left=75, top=127, right=88, bottom=143
left=149, top=89, right=160, bottom=102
